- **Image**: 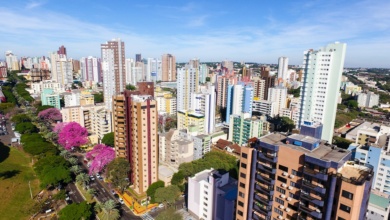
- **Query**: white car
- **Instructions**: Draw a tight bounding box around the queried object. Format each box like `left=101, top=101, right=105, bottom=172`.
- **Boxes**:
left=119, top=198, right=125, bottom=205
left=90, top=175, right=95, bottom=181
left=158, top=203, right=164, bottom=208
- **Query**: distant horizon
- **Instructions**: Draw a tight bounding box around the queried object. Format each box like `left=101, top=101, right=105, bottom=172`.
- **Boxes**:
left=1, top=0, right=390, bottom=68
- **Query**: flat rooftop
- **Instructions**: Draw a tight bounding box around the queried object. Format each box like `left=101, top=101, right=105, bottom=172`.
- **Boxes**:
left=259, top=133, right=350, bottom=163
left=369, top=192, right=390, bottom=210
left=338, top=163, right=372, bottom=184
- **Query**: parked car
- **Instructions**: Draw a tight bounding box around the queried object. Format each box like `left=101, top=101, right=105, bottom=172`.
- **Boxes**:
left=90, top=175, right=95, bottom=181
left=119, top=198, right=124, bottom=205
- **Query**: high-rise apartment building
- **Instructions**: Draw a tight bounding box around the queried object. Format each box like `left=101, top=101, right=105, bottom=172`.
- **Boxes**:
left=277, top=57, right=289, bottom=82
left=226, top=82, right=254, bottom=123
left=55, top=58, right=73, bottom=86
left=177, top=65, right=199, bottom=112
left=268, top=86, right=288, bottom=116
left=41, top=88, right=61, bottom=109
left=236, top=131, right=373, bottom=220
left=101, top=39, right=126, bottom=110
left=112, top=82, right=158, bottom=194
left=135, top=54, right=142, bottom=62
left=57, top=45, right=67, bottom=56
left=260, top=67, right=276, bottom=100
left=222, top=60, right=234, bottom=72
left=252, top=77, right=266, bottom=100
left=357, top=92, right=379, bottom=108
left=5, top=51, right=19, bottom=71
left=298, top=42, right=347, bottom=142
left=199, top=64, right=208, bottom=84
left=80, top=56, right=101, bottom=83
left=161, top=54, right=176, bottom=81
left=228, top=113, right=270, bottom=146
left=188, top=169, right=238, bottom=220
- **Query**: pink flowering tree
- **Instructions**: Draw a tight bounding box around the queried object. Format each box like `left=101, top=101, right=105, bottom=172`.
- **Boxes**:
left=38, top=108, right=62, bottom=121
left=53, top=122, right=69, bottom=133
left=58, top=122, right=89, bottom=150
left=86, top=144, right=115, bottom=174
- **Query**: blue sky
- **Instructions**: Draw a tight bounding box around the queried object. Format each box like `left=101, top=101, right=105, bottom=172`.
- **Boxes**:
left=0, top=0, right=389, bottom=67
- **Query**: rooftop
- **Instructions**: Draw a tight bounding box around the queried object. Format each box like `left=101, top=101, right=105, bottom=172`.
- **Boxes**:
left=369, top=190, right=390, bottom=210
left=338, top=163, right=372, bottom=185
left=259, top=133, right=351, bottom=163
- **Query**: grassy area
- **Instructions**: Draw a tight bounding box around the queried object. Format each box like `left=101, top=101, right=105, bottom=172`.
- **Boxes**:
left=0, top=145, right=40, bottom=220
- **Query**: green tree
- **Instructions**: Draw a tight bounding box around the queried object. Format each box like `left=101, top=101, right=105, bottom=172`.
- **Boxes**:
left=87, top=188, right=97, bottom=197
left=59, top=201, right=92, bottom=220
left=70, top=165, right=82, bottom=175
left=126, top=84, right=136, bottom=91
left=95, top=200, right=120, bottom=220
left=76, top=173, right=90, bottom=189
left=106, top=158, right=130, bottom=194
left=279, top=117, right=295, bottom=132
left=101, top=132, right=114, bottom=147
left=67, top=157, right=79, bottom=166
left=37, top=105, right=54, bottom=113
left=347, top=100, right=358, bottom=109
left=333, top=136, right=353, bottom=149
left=11, top=114, right=31, bottom=124
left=154, top=185, right=181, bottom=205
left=155, top=208, right=182, bottom=220
left=146, top=180, right=165, bottom=203
left=34, top=156, right=72, bottom=188
left=54, top=190, right=67, bottom=200
left=15, top=122, right=38, bottom=134
left=94, top=92, right=104, bottom=103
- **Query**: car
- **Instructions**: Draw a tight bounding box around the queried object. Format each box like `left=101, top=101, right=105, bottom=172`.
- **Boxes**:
left=65, top=196, right=70, bottom=201
left=90, top=175, right=95, bottom=181
left=111, top=190, right=116, bottom=195
left=45, top=209, right=52, bottom=214
left=96, top=173, right=101, bottom=178
left=66, top=199, right=73, bottom=204
left=113, top=193, right=119, bottom=199
left=158, top=203, right=164, bottom=208
left=119, top=198, right=124, bottom=205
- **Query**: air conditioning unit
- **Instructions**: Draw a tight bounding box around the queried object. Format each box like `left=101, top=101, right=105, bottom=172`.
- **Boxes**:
left=278, top=216, right=283, bottom=219
left=285, top=208, right=291, bottom=212
left=288, top=186, right=293, bottom=190
left=316, top=209, right=321, bottom=213
left=282, top=183, right=287, bottom=188
left=283, top=172, right=288, bottom=176
left=279, top=205, right=285, bottom=209
left=289, top=174, right=295, bottom=178
left=286, top=197, right=292, bottom=201
left=280, top=194, right=286, bottom=198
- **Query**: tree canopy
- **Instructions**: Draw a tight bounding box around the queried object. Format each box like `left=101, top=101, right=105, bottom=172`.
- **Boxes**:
left=154, top=185, right=181, bottom=204
left=126, top=84, right=136, bottom=91
left=106, top=158, right=130, bottom=194
left=37, top=105, right=55, bottom=113
left=34, top=155, right=72, bottom=187
left=38, top=108, right=62, bottom=121
left=101, top=132, right=114, bottom=147
left=15, top=122, right=38, bottom=134
left=11, top=114, right=31, bottom=124
left=58, top=122, right=89, bottom=150
left=333, top=136, right=353, bottom=149
left=21, top=133, right=57, bottom=156
left=93, top=92, right=103, bottom=103
left=146, top=180, right=165, bottom=203
left=58, top=201, right=92, bottom=220
left=86, top=144, right=115, bottom=174
left=155, top=208, right=182, bottom=220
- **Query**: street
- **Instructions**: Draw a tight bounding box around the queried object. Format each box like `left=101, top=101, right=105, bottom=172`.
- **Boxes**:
left=74, top=153, right=142, bottom=220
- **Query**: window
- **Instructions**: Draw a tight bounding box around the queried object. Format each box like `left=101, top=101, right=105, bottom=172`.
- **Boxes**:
left=240, top=173, right=246, bottom=178
left=238, top=201, right=244, bottom=207
left=278, top=176, right=287, bottom=183
left=276, top=197, right=285, bottom=205
left=288, top=203, right=298, bottom=211
left=242, top=153, right=247, bottom=159
left=240, top=163, right=247, bottom=169
left=339, top=204, right=351, bottom=213
left=341, top=190, right=353, bottom=200
left=237, top=210, right=243, bottom=216
left=239, top=182, right=245, bottom=188
left=276, top=187, right=286, bottom=194
left=292, top=169, right=302, bottom=177
left=274, top=207, right=283, bottom=215
left=279, top=165, right=288, bottom=172
left=239, top=192, right=245, bottom=198
left=337, top=217, right=346, bottom=220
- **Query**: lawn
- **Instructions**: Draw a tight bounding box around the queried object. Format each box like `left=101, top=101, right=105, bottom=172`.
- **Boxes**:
left=0, top=144, right=40, bottom=220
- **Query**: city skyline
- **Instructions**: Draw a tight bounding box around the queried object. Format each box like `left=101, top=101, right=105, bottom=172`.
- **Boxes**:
left=0, top=0, right=389, bottom=68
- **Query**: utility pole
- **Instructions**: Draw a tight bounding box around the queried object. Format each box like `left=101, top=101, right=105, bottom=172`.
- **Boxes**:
left=29, top=181, right=33, bottom=199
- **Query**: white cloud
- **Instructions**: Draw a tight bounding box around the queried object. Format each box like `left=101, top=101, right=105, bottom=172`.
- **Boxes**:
left=0, top=0, right=389, bottom=67
left=25, top=0, right=45, bottom=9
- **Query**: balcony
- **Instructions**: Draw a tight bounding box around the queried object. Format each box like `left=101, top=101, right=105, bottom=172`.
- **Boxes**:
left=303, top=167, right=328, bottom=181
left=302, top=181, right=326, bottom=194
left=255, top=183, right=274, bottom=196
left=254, top=193, right=273, bottom=206
left=253, top=211, right=269, bottom=220
left=256, top=173, right=275, bottom=185
left=257, top=162, right=276, bottom=174
left=300, top=192, right=325, bottom=207
left=299, top=204, right=322, bottom=219
left=258, top=152, right=278, bottom=163
left=253, top=202, right=272, bottom=216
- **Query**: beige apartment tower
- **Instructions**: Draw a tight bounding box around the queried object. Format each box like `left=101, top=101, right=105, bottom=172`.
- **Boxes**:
left=236, top=131, right=373, bottom=220
left=161, top=54, right=176, bottom=81
left=113, top=83, right=158, bottom=194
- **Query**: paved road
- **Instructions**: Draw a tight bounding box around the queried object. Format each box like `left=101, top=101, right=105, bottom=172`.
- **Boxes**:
left=65, top=182, right=84, bottom=204
left=74, top=153, right=142, bottom=220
